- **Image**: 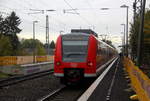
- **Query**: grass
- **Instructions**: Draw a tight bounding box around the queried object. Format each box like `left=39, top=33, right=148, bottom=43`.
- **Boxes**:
left=0, top=72, right=9, bottom=78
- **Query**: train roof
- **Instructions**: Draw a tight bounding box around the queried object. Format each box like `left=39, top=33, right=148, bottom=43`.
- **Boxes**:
left=71, top=29, right=98, bottom=37
left=62, top=32, right=90, bottom=37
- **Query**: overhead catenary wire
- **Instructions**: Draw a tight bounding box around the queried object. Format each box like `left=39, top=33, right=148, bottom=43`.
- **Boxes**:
left=63, top=0, right=94, bottom=27
left=84, top=0, right=98, bottom=30
left=0, top=1, right=77, bottom=41
left=19, top=0, right=69, bottom=32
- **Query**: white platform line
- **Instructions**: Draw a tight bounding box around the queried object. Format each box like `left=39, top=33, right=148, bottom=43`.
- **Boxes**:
left=106, top=58, right=120, bottom=101
left=77, top=57, right=118, bottom=101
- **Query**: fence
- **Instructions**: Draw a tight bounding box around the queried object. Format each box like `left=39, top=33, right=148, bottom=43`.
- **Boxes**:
left=124, top=57, right=150, bottom=101
left=0, top=55, right=54, bottom=66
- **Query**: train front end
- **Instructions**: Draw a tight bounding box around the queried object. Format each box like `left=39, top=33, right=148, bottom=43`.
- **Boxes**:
left=54, top=33, right=97, bottom=84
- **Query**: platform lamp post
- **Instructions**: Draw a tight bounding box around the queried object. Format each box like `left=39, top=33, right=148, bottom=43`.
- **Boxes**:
left=121, top=24, right=126, bottom=56
left=120, top=5, right=129, bottom=57
left=33, top=21, right=38, bottom=63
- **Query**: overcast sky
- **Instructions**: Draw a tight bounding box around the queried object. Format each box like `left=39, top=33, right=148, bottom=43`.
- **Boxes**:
left=0, top=0, right=150, bottom=49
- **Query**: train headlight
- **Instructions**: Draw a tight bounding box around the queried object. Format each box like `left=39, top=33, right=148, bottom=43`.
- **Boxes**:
left=56, top=61, right=61, bottom=66
left=87, top=61, right=93, bottom=67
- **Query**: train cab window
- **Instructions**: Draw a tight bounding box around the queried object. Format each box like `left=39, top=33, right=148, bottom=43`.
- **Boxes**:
left=62, top=40, right=88, bottom=62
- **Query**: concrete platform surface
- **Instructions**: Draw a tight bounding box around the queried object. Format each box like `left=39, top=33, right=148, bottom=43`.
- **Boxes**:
left=87, top=58, right=133, bottom=101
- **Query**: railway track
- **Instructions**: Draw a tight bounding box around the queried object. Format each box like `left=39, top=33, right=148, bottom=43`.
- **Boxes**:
left=39, top=85, right=66, bottom=101
left=0, top=70, right=53, bottom=88
left=38, top=81, right=93, bottom=101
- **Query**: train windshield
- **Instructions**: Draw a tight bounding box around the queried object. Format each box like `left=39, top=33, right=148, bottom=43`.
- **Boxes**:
left=62, top=40, right=88, bottom=62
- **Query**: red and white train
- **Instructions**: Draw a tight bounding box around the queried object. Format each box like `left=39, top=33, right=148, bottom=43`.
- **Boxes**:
left=54, top=32, right=117, bottom=84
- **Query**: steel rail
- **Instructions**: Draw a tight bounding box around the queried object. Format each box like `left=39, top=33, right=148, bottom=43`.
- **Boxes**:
left=0, top=70, right=53, bottom=88
left=38, top=85, right=66, bottom=101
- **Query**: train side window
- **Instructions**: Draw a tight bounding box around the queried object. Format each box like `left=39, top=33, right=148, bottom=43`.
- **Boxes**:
left=99, top=48, right=101, bottom=55
left=97, top=42, right=100, bottom=55
left=97, top=44, right=99, bottom=55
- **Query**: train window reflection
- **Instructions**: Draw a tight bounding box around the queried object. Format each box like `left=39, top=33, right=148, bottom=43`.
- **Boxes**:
left=62, top=41, right=88, bottom=62
left=63, top=41, right=88, bottom=46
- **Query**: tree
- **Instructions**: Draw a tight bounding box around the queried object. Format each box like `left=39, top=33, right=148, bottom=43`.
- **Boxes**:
left=0, top=12, right=22, bottom=56
left=36, top=43, right=47, bottom=55
left=20, top=39, right=46, bottom=56
left=102, top=39, right=116, bottom=48
left=49, top=40, right=55, bottom=49
left=129, top=16, right=140, bottom=60
left=0, top=15, right=4, bottom=34
left=3, top=11, right=21, bottom=35
left=6, top=12, right=22, bottom=55
left=0, top=35, right=13, bottom=56
left=129, top=8, right=150, bottom=65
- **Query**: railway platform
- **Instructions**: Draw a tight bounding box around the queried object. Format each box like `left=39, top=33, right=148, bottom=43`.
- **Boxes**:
left=78, top=57, right=134, bottom=101
left=0, top=61, right=53, bottom=75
